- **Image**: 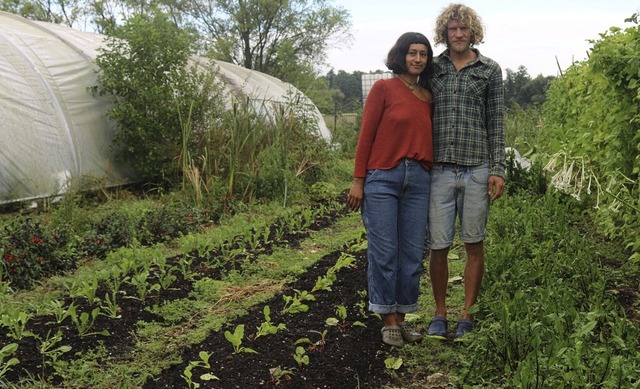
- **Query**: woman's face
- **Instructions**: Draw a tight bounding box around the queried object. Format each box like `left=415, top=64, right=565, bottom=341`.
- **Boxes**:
left=405, top=43, right=428, bottom=75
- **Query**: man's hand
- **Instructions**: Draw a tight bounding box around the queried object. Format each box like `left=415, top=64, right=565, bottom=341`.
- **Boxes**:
left=488, top=175, right=505, bottom=201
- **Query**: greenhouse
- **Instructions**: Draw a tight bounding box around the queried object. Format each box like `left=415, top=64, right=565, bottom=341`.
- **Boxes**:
left=0, top=11, right=330, bottom=205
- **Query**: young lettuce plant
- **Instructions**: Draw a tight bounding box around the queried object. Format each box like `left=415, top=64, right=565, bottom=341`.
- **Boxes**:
left=255, top=306, right=286, bottom=339
left=269, top=366, right=294, bottom=385
left=281, top=289, right=315, bottom=314
left=71, top=307, right=109, bottom=337
left=181, top=351, right=218, bottom=389
left=0, top=343, right=19, bottom=381
left=46, top=300, right=76, bottom=325
left=224, top=325, right=257, bottom=354
left=177, top=255, right=196, bottom=281
left=126, top=270, right=160, bottom=302
left=292, top=346, right=309, bottom=369
left=37, top=330, right=71, bottom=382
left=1, top=309, right=33, bottom=340
left=295, top=329, right=328, bottom=352
left=66, top=278, right=100, bottom=305
left=325, top=305, right=365, bottom=332
left=385, top=356, right=403, bottom=372
left=311, top=271, right=336, bottom=293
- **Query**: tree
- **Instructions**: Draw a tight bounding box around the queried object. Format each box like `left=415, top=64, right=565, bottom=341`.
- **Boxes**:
left=184, top=0, right=352, bottom=83
left=93, top=9, right=225, bottom=182
left=504, top=66, right=554, bottom=107
left=1, top=0, right=83, bottom=26
left=326, top=70, right=363, bottom=112
left=504, top=66, right=531, bottom=106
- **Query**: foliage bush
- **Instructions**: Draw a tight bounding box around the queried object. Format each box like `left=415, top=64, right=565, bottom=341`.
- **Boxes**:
left=538, top=16, right=639, bottom=263
left=137, top=203, right=217, bottom=245
left=94, top=10, right=225, bottom=183
left=463, top=193, right=640, bottom=387
left=0, top=197, right=218, bottom=289
left=0, top=219, right=75, bottom=289
left=504, top=151, right=547, bottom=197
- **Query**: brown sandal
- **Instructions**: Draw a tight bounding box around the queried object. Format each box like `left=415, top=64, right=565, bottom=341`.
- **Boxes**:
left=381, top=325, right=404, bottom=347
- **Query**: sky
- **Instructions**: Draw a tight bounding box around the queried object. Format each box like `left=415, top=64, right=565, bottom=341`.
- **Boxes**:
left=326, top=0, right=638, bottom=77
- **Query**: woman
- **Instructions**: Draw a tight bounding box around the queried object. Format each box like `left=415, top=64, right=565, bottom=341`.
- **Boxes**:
left=347, top=32, right=434, bottom=347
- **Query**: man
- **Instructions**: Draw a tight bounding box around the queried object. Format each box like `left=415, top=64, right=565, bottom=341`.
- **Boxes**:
left=426, top=3, right=506, bottom=341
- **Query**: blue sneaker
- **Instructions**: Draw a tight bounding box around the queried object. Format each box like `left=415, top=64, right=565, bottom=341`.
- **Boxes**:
left=426, top=316, right=448, bottom=340
left=454, top=319, right=475, bottom=342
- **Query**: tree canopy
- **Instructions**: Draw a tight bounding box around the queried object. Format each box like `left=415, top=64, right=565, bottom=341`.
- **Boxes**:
left=1, top=0, right=352, bottom=109
left=185, top=0, right=351, bottom=79
left=504, top=66, right=555, bottom=107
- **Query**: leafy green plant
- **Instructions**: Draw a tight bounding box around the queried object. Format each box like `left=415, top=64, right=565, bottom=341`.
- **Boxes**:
left=0, top=309, right=33, bottom=340
left=333, top=252, right=356, bottom=271
left=71, top=307, right=109, bottom=338
left=292, top=346, right=309, bottom=369
left=0, top=343, right=19, bottom=381
left=255, top=306, right=286, bottom=339
left=384, top=356, right=403, bottom=371
left=181, top=351, right=218, bottom=389
left=66, top=277, right=100, bottom=304
left=282, top=289, right=315, bottom=314
left=154, top=265, right=178, bottom=290
left=311, top=272, right=336, bottom=292
left=269, top=366, right=294, bottom=385
left=99, top=270, right=128, bottom=318
left=326, top=305, right=364, bottom=331
left=224, top=325, right=257, bottom=354
left=37, top=330, right=72, bottom=382
left=177, top=255, right=196, bottom=281
left=459, top=193, right=640, bottom=386
left=0, top=218, right=73, bottom=289
left=355, top=289, right=369, bottom=318
left=539, top=18, right=640, bottom=263
left=295, top=329, right=329, bottom=352
left=82, top=211, right=138, bottom=257
left=504, top=149, right=547, bottom=196
left=100, top=292, right=121, bottom=319
left=46, top=300, right=77, bottom=325
left=138, top=204, right=212, bottom=245
left=126, top=270, right=159, bottom=302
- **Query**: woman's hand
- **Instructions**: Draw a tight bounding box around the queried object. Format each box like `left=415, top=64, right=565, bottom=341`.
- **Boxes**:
left=347, top=178, right=364, bottom=211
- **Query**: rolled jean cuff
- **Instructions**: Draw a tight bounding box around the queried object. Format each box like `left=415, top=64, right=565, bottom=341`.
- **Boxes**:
left=369, top=302, right=419, bottom=315
left=397, top=303, right=419, bottom=314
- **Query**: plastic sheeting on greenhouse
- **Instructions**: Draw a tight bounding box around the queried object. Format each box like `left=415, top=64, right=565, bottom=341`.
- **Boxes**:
left=0, top=11, right=331, bottom=205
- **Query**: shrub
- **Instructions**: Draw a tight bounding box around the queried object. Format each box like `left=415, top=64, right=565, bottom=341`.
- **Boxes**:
left=94, top=9, right=225, bottom=183
left=504, top=151, right=548, bottom=197
left=0, top=219, right=74, bottom=289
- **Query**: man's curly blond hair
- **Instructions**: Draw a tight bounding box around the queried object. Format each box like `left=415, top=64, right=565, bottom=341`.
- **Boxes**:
left=433, top=3, right=485, bottom=47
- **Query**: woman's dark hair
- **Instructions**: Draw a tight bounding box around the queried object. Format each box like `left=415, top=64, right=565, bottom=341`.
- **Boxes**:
left=385, top=32, right=433, bottom=89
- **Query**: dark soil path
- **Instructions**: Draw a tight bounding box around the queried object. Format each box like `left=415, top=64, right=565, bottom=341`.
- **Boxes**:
left=2, top=202, right=405, bottom=388
left=143, top=249, right=396, bottom=389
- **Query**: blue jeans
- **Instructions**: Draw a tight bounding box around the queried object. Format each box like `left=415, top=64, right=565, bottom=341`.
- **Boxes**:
left=362, top=159, right=430, bottom=315
left=427, top=162, right=490, bottom=250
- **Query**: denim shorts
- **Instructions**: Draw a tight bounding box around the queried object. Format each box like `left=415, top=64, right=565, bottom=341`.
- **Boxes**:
left=427, top=162, right=490, bottom=250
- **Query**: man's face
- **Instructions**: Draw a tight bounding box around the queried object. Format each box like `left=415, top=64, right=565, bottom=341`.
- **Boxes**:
left=446, top=20, right=471, bottom=55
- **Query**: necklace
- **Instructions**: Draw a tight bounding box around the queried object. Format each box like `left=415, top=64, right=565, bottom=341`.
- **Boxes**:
left=399, top=76, right=418, bottom=91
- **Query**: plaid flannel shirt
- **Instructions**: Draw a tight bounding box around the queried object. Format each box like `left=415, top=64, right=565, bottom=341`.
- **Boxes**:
left=430, top=49, right=506, bottom=177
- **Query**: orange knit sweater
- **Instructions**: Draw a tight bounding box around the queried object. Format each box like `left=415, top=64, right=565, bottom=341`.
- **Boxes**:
left=353, top=77, right=433, bottom=178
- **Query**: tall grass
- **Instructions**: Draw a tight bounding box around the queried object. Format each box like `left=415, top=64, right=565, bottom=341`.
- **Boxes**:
left=177, top=90, right=335, bottom=206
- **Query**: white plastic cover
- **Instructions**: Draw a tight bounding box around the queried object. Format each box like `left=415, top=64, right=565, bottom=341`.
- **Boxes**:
left=0, top=11, right=330, bottom=204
